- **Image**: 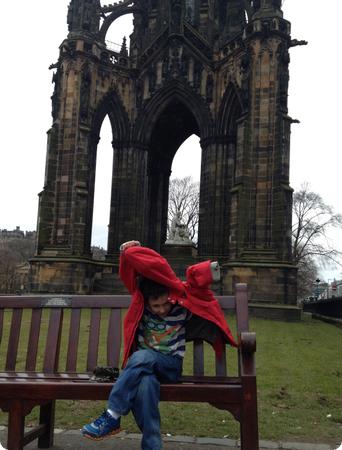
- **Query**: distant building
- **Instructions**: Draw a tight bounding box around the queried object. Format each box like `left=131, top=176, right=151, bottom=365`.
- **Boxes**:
left=0, top=226, right=36, bottom=241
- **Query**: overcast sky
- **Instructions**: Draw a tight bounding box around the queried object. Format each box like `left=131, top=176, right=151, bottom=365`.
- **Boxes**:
left=0, top=1, right=341, bottom=280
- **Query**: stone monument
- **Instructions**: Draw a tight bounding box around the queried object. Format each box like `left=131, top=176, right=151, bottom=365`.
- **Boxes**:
left=30, top=0, right=299, bottom=306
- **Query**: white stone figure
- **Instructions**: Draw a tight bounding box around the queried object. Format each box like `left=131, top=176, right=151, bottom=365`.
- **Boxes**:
left=166, top=211, right=193, bottom=246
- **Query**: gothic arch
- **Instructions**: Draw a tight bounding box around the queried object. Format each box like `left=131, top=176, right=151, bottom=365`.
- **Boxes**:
left=217, top=82, right=243, bottom=136
left=134, top=80, right=214, bottom=144
left=98, top=6, right=141, bottom=42
left=91, top=89, right=130, bottom=145
left=81, top=90, right=131, bottom=253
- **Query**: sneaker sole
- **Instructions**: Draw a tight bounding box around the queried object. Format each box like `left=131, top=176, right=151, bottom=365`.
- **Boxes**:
left=82, top=428, right=122, bottom=441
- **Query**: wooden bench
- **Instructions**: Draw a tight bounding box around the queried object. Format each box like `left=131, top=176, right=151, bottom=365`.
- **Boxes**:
left=0, top=283, right=258, bottom=450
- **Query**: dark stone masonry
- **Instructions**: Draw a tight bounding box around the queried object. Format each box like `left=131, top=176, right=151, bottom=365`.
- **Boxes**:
left=31, top=0, right=298, bottom=305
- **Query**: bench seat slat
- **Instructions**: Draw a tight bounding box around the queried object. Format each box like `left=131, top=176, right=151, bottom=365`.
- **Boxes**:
left=0, top=380, right=243, bottom=404
left=6, top=308, right=23, bottom=370
left=26, top=309, right=43, bottom=371
left=0, top=372, right=241, bottom=383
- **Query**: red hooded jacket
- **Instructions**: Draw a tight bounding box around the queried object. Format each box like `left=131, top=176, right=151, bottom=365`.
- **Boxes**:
left=119, top=246, right=237, bottom=367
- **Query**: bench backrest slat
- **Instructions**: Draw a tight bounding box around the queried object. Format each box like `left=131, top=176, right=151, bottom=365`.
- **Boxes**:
left=107, top=309, right=121, bottom=367
left=215, top=348, right=227, bottom=376
left=43, top=308, right=63, bottom=373
left=6, top=308, right=23, bottom=370
left=235, top=284, right=249, bottom=334
left=193, top=340, right=204, bottom=376
left=25, top=309, right=43, bottom=371
left=87, top=309, right=101, bottom=371
left=66, top=308, right=82, bottom=372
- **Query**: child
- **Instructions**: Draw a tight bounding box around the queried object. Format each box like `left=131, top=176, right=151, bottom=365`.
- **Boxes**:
left=82, top=241, right=236, bottom=449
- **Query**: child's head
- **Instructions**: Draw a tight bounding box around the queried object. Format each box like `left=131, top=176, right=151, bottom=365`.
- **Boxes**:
left=138, top=277, right=172, bottom=318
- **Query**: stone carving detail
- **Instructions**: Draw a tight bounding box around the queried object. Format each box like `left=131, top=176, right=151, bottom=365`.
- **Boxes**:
left=51, top=68, right=62, bottom=120
left=206, top=73, right=214, bottom=103
left=162, top=55, right=170, bottom=82
left=80, top=66, right=92, bottom=122
left=135, top=78, right=143, bottom=108
left=170, top=39, right=182, bottom=78
left=193, top=60, right=202, bottom=91
left=277, top=42, right=290, bottom=111
left=149, top=66, right=157, bottom=93
left=170, top=0, right=182, bottom=32
left=185, top=0, right=195, bottom=24
left=240, top=51, right=251, bottom=111
left=180, top=52, right=189, bottom=78
left=166, top=212, right=193, bottom=246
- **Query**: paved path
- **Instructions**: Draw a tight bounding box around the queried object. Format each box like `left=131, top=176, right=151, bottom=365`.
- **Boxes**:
left=0, top=428, right=337, bottom=450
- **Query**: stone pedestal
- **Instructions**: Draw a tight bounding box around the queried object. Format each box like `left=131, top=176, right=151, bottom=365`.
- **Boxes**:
left=29, top=257, right=122, bottom=294
left=221, top=262, right=297, bottom=305
left=161, top=244, right=197, bottom=278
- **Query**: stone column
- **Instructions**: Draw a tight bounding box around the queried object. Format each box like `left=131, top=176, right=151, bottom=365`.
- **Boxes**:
left=198, top=137, right=235, bottom=259
left=106, top=143, right=148, bottom=257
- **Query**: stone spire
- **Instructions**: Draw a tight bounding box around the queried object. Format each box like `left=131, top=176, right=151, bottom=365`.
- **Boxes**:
left=67, top=0, right=101, bottom=35
left=224, top=0, right=247, bottom=38
left=252, top=0, right=283, bottom=18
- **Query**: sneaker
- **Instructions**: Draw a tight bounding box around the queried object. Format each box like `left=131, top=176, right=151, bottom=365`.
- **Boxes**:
left=81, top=411, right=121, bottom=440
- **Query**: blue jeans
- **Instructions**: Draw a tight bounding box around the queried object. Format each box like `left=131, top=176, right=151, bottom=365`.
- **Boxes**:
left=108, top=349, right=183, bottom=450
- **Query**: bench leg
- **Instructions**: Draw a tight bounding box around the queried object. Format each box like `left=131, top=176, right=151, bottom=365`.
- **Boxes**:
left=38, top=401, right=55, bottom=448
left=240, top=379, right=259, bottom=450
left=7, top=401, right=25, bottom=450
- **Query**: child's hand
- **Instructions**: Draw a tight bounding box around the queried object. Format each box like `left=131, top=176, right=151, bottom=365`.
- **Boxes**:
left=119, top=241, right=141, bottom=252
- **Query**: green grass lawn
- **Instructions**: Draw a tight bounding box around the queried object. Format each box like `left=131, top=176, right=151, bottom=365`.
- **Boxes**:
left=0, top=312, right=341, bottom=445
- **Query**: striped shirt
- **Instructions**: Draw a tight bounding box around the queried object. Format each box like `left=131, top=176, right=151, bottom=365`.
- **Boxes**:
left=137, top=304, right=191, bottom=358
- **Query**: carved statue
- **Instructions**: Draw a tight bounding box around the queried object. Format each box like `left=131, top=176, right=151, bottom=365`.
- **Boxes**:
left=80, top=67, right=92, bottom=121
left=240, top=52, right=251, bottom=111
left=278, top=43, right=290, bottom=110
left=166, top=212, right=193, bottom=245
left=135, top=78, right=143, bottom=108
left=206, top=73, right=214, bottom=103
left=51, top=70, right=61, bottom=120
left=185, top=0, right=195, bottom=24
left=170, top=0, right=182, bottom=31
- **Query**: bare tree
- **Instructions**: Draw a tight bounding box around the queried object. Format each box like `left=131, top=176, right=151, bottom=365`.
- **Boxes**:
left=296, top=254, right=319, bottom=300
left=0, top=238, right=35, bottom=293
left=292, top=183, right=342, bottom=266
left=168, top=176, right=199, bottom=242
left=292, top=183, right=342, bottom=299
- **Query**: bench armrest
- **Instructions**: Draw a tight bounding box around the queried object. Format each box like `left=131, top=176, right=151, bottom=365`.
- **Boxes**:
left=238, top=331, right=256, bottom=354
left=238, top=331, right=257, bottom=377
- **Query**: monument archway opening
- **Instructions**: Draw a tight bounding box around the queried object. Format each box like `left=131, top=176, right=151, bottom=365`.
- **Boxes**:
left=168, top=135, right=201, bottom=244
left=91, top=115, right=113, bottom=255
left=145, top=99, right=200, bottom=251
